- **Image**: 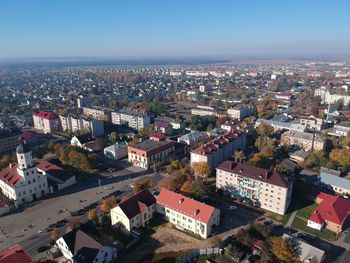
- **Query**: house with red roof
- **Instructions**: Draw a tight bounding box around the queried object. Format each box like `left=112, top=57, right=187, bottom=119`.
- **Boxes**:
left=0, top=245, right=31, bottom=263
left=110, top=189, right=156, bottom=233
left=156, top=188, right=220, bottom=239
left=33, top=111, right=60, bottom=134
left=307, top=192, right=350, bottom=233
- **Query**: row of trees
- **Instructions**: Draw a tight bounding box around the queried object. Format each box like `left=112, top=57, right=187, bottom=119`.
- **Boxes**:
left=48, top=141, right=96, bottom=172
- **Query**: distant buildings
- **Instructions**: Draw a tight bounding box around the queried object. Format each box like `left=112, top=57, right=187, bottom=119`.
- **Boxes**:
left=82, top=106, right=109, bottom=121
left=104, top=143, right=128, bottom=160
left=154, top=121, right=173, bottom=135
left=216, top=161, right=293, bottom=215
left=227, top=106, right=252, bottom=121
left=190, top=131, right=247, bottom=173
left=0, top=128, right=22, bottom=157
left=154, top=116, right=185, bottom=130
left=0, top=143, right=50, bottom=207
left=281, top=130, right=325, bottom=151
left=32, top=111, right=60, bottom=133
left=307, top=192, right=350, bottom=233
left=185, top=70, right=208, bottom=77
left=111, top=189, right=156, bottom=233
left=255, top=119, right=306, bottom=133
left=128, top=139, right=175, bottom=169
left=315, top=88, right=350, bottom=105
left=156, top=188, right=220, bottom=239
left=299, top=117, right=324, bottom=131
left=111, top=108, right=150, bottom=130
left=59, top=114, right=104, bottom=138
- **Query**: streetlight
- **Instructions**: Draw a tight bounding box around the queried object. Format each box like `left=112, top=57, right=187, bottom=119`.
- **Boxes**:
left=98, top=179, right=102, bottom=194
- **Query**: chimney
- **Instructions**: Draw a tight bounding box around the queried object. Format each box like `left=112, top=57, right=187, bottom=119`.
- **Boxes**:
left=179, top=198, right=184, bottom=204
left=194, top=209, right=200, bottom=216
left=9, top=163, right=12, bottom=168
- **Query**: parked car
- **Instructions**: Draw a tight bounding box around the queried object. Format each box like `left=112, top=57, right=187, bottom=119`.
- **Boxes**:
left=229, top=205, right=237, bottom=210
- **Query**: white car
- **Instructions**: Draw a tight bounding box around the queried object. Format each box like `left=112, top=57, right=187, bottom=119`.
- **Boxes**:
left=229, top=205, right=237, bottom=210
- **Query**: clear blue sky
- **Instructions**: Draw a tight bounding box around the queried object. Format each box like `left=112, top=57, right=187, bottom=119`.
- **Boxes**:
left=0, top=0, right=349, bottom=59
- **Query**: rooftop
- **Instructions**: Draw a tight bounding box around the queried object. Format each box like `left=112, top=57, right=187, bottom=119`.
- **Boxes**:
left=129, top=139, right=173, bottom=152
left=217, top=161, right=293, bottom=188
left=33, top=111, right=58, bottom=120
left=157, top=188, right=217, bottom=224
left=0, top=245, right=31, bottom=263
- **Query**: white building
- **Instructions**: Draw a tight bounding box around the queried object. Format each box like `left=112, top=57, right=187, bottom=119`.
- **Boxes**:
left=33, top=111, right=60, bottom=134
left=227, top=106, right=252, bottom=121
left=56, top=229, right=117, bottom=263
left=281, top=130, right=325, bottom=151
left=104, top=143, right=128, bottom=160
left=177, top=131, right=208, bottom=146
left=60, top=114, right=104, bottom=138
left=111, top=108, right=150, bottom=130
left=0, top=143, right=50, bottom=207
left=216, top=161, right=293, bottom=215
left=156, top=188, right=220, bottom=239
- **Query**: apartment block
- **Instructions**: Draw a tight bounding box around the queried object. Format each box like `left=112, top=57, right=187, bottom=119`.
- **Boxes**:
left=128, top=139, right=175, bottom=169
left=216, top=161, right=293, bottom=215
left=59, top=114, right=104, bottom=138
left=0, top=128, right=22, bottom=157
left=299, top=117, right=324, bottom=131
left=111, top=108, right=150, bottom=130
left=32, top=111, right=60, bottom=133
left=156, top=188, right=220, bottom=239
left=227, top=106, right=252, bottom=121
left=190, top=131, right=247, bottom=173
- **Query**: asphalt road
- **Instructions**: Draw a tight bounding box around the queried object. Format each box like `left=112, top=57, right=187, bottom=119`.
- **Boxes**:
left=0, top=163, right=160, bottom=255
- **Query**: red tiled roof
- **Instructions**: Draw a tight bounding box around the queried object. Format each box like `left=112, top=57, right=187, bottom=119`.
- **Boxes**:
left=33, top=111, right=58, bottom=120
left=36, top=160, right=74, bottom=182
left=0, top=164, right=22, bottom=188
left=157, top=188, right=217, bottom=224
left=117, top=189, right=156, bottom=219
left=22, top=130, right=45, bottom=142
left=191, top=131, right=244, bottom=156
left=217, top=161, right=293, bottom=188
left=309, top=210, right=325, bottom=225
left=309, top=192, right=350, bottom=226
left=0, top=245, right=31, bottom=263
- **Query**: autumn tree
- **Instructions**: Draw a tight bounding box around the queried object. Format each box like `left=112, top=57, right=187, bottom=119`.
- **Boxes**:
left=99, top=196, right=116, bottom=213
left=192, top=162, right=211, bottom=178
left=87, top=209, right=99, bottom=225
left=330, top=148, right=350, bottom=172
left=233, top=151, right=245, bottom=163
left=257, top=123, right=274, bottom=137
left=270, top=236, right=297, bottom=262
left=180, top=180, right=193, bottom=195
left=191, top=180, right=208, bottom=197
left=159, top=172, right=187, bottom=191
left=110, top=131, right=119, bottom=144
left=133, top=178, right=152, bottom=193
left=50, top=228, right=60, bottom=241
left=0, top=155, right=12, bottom=169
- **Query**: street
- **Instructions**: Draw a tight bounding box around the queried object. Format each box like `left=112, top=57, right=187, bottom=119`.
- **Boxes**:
left=0, top=162, right=160, bottom=254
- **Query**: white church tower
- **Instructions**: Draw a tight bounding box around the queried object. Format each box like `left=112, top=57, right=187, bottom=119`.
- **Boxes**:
left=16, top=142, right=33, bottom=170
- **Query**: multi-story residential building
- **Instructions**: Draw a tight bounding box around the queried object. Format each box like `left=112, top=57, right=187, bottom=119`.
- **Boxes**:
left=216, top=161, right=293, bottom=215
left=156, top=188, right=220, bottom=239
left=82, top=106, right=110, bottom=121
left=178, top=131, right=208, bottom=146
left=111, top=108, right=150, bottom=130
left=190, top=131, right=247, bottom=173
left=0, top=143, right=50, bottom=207
left=227, top=106, right=252, bottom=121
left=255, top=119, right=306, bottom=133
left=111, top=189, right=156, bottom=233
left=128, top=139, right=175, bottom=169
left=0, top=128, right=22, bottom=157
left=281, top=130, right=325, bottom=151
left=59, top=114, right=104, bottom=138
left=328, top=125, right=350, bottom=137
left=299, top=117, right=324, bottom=131
left=32, top=111, right=60, bottom=133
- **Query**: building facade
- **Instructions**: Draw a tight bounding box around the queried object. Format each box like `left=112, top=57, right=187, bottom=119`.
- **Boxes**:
left=216, top=161, right=293, bottom=215
left=0, top=143, right=50, bottom=207
left=111, top=108, right=150, bottom=130
left=128, top=139, right=175, bottom=169
left=281, top=130, right=325, bottom=151
left=33, top=111, right=60, bottom=133
left=59, top=114, right=104, bottom=138
left=190, top=131, right=247, bottom=173
left=227, top=106, right=252, bottom=121
left=156, top=188, right=220, bottom=239
left=104, top=143, right=128, bottom=160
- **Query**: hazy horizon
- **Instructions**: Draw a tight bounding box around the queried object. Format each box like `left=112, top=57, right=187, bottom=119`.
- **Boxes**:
left=1, top=0, right=349, bottom=60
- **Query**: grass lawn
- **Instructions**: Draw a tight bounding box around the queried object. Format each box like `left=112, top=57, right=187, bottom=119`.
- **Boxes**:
left=265, top=211, right=291, bottom=225
left=296, top=203, right=318, bottom=220
left=292, top=217, right=337, bottom=241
